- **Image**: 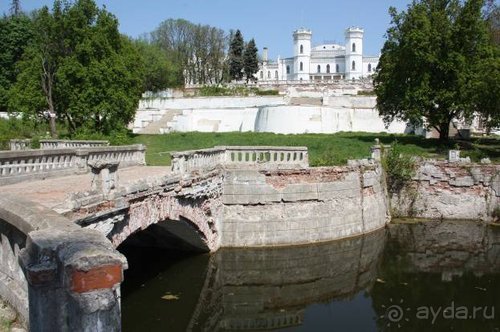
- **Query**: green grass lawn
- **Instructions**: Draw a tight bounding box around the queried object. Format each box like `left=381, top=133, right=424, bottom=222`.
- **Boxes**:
left=132, top=132, right=500, bottom=166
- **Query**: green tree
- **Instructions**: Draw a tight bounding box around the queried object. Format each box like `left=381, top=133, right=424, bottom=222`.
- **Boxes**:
left=228, top=29, right=244, bottom=81
left=9, top=0, right=144, bottom=137
left=0, top=13, right=33, bottom=112
left=243, top=38, right=259, bottom=82
left=374, top=0, right=499, bottom=140
left=135, top=39, right=181, bottom=91
left=150, top=19, right=227, bottom=85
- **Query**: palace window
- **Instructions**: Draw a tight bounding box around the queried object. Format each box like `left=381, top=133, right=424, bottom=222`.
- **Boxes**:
left=368, top=63, right=372, bottom=72
left=286, top=65, right=290, bottom=74
left=352, top=43, right=356, bottom=52
left=260, top=71, right=263, bottom=79
left=275, top=70, right=278, bottom=79
left=326, top=64, right=330, bottom=73
left=336, top=64, right=339, bottom=73
left=300, top=44, right=304, bottom=54
left=300, top=62, right=303, bottom=71
left=352, top=61, right=356, bottom=70
left=267, top=71, right=271, bottom=78
left=317, top=65, right=321, bottom=73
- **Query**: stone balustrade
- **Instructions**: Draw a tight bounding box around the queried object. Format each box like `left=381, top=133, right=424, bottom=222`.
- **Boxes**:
left=0, top=144, right=145, bottom=185
left=9, top=139, right=31, bottom=151
left=171, top=147, right=226, bottom=174
left=171, top=146, right=309, bottom=174
left=40, top=139, right=109, bottom=149
left=224, top=146, right=308, bottom=169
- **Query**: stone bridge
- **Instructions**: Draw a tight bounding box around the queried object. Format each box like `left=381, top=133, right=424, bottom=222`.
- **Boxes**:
left=0, top=142, right=389, bottom=330
left=0, top=142, right=498, bottom=331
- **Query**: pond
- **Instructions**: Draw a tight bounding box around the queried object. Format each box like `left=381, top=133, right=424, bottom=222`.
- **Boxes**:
left=120, top=220, right=500, bottom=331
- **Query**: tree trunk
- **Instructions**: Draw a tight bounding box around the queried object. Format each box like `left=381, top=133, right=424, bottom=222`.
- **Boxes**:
left=438, top=122, right=450, bottom=141
left=41, top=57, right=58, bottom=138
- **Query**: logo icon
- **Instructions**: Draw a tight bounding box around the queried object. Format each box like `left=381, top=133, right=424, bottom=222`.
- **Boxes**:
left=380, top=298, right=410, bottom=328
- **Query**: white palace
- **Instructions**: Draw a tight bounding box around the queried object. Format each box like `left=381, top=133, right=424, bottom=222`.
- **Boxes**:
left=257, top=27, right=379, bottom=82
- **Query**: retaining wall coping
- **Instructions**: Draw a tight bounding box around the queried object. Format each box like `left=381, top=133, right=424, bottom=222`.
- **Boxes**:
left=0, top=195, right=77, bottom=235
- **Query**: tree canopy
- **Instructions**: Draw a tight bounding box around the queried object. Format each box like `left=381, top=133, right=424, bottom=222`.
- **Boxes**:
left=150, top=19, right=227, bottom=85
left=1, top=0, right=258, bottom=138
left=0, top=12, right=33, bottom=112
left=374, top=0, right=500, bottom=139
left=8, top=0, right=144, bottom=137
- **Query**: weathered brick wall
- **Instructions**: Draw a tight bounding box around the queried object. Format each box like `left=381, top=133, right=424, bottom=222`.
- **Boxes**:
left=391, top=162, right=500, bottom=221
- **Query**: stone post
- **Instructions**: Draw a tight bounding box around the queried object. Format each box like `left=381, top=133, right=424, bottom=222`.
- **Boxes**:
left=21, top=228, right=126, bottom=332
left=448, top=150, right=460, bottom=162
left=371, top=138, right=382, bottom=161
left=88, top=160, right=120, bottom=198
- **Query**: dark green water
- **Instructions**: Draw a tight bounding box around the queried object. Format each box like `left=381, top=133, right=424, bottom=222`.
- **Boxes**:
left=120, top=220, right=500, bottom=331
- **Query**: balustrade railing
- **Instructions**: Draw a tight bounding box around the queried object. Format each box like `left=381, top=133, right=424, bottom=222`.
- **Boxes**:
left=0, top=144, right=145, bottom=185
left=171, top=146, right=309, bottom=174
left=9, top=139, right=31, bottom=151
left=40, top=139, right=109, bottom=149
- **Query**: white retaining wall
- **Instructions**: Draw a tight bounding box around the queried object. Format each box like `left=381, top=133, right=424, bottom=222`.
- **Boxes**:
left=133, top=95, right=408, bottom=134
left=138, top=96, right=285, bottom=110
left=255, top=106, right=407, bottom=134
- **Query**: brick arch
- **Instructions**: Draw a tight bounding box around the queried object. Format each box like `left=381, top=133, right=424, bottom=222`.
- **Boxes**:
left=109, top=193, right=222, bottom=252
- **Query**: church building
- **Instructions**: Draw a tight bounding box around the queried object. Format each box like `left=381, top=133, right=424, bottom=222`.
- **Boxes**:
left=257, top=27, right=379, bottom=82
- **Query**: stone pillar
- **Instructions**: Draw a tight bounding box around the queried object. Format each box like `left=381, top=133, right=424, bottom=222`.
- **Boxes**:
left=448, top=150, right=460, bottom=162
left=371, top=138, right=382, bottom=161
left=88, top=160, right=120, bottom=198
left=21, top=228, right=126, bottom=332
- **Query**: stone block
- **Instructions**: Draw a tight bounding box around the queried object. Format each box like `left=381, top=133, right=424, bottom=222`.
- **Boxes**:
left=449, top=176, right=475, bottom=187
left=281, top=183, right=318, bottom=202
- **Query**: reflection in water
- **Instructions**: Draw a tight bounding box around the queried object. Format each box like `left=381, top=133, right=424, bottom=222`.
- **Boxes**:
left=121, top=221, right=500, bottom=331
left=372, top=221, right=500, bottom=331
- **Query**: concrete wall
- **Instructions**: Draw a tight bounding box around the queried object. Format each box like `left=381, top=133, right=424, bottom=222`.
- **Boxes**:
left=133, top=94, right=409, bottom=134
left=254, top=105, right=407, bottom=134
left=391, top=162, right=500, bottom=221
left=171, top=107, right=259, bottom=132
left=138, top=96, right=285, bottom=110
left=221, top=163, right=389, bottom=247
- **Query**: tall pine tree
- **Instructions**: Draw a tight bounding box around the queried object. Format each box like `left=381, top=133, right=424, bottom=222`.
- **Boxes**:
left=228, top=29, right=244, bottom=81
left=10, top=0, right=21, bottom=16
left=243, top=38, right=259, bottom=82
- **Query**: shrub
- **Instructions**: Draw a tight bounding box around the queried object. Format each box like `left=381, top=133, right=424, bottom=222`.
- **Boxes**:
left=255, top=89, right=279, bottom=96
left=382, top=141, right=416, bottom=193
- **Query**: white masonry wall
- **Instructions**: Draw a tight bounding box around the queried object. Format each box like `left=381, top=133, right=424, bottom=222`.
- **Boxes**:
left=132, top=95, right=409, bottom=135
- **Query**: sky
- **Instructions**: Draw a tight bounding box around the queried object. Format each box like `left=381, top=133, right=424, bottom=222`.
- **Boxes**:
left=0, top=0, right=414, bottom=58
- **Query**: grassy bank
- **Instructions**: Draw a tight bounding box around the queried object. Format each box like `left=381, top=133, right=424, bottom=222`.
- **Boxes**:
left=132, top=132, right=500, bottom=166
